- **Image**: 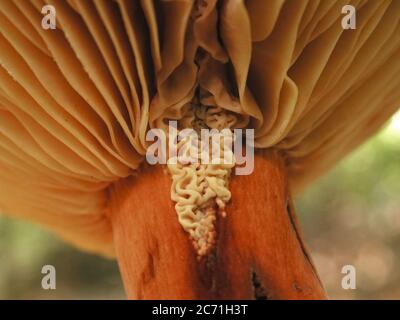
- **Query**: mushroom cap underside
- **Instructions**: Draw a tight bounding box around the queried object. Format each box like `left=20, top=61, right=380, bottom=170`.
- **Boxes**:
left=0, top=0, right=399, bottom=256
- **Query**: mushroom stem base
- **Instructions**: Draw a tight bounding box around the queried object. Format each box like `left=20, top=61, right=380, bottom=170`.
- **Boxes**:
left=108, top=149, right=327, bottom=299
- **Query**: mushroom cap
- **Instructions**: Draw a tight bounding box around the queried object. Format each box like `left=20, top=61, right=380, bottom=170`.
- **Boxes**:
left=0, top=0, right=399, bottom=256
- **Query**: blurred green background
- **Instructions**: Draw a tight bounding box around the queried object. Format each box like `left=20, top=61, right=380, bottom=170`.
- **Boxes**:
left=0, top=112, right=399, bottom=300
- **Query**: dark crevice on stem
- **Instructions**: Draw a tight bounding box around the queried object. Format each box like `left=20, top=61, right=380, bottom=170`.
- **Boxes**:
left=251, top=271, right=268, bottom=300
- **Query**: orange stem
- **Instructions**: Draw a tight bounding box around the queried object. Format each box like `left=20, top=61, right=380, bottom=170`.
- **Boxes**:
left=108, top=149, right=327, bottom=299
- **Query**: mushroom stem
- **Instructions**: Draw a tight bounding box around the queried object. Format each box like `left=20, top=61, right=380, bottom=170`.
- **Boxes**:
left=108, top=149, right=327, bottom=299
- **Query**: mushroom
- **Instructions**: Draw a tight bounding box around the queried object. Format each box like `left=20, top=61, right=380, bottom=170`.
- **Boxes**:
left=0, top=0, right=399, bottom=299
